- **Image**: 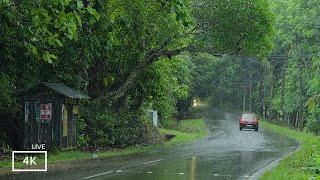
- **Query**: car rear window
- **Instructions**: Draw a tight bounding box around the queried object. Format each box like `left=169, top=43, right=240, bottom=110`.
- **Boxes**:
left=242, top=114, right=255, bottom=120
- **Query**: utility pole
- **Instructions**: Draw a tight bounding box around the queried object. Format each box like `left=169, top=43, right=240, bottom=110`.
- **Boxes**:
left=268, top=63, right=274, bottom=120
left=243, top=84, right=246, bottom=112
left=249, top=73, right=252, bottom=112
left=262, top=64, right=266, bottom=119
left=280, top=58, right=287, bottom=121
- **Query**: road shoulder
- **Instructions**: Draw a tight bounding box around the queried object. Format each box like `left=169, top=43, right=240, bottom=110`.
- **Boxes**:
left=257, top=120, right=318, bottom=179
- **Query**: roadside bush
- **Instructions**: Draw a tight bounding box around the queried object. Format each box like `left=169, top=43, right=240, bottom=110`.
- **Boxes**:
left=305, top=118, right=320, bottom=135
left=305, top=105, right=320, bottom=135
left=87, top=113, right=116, bottom=148
left=0, top=132, right=11, bottom=154
left=111, top=110, right=143, bottom=147
left=79, top=99, right=161, bottom=149
left=307, top=152, right=320, bottom=175
left=77, top=117, right=89, bottom=147
left=0, top=74, right=21, bottom=151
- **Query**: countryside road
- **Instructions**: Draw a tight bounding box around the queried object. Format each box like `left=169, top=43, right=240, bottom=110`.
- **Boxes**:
left=1, top=109, right=298, bottom=180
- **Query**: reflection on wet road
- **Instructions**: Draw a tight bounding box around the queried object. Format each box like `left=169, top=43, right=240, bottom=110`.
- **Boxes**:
left=2, top=109, right=299, bottom=180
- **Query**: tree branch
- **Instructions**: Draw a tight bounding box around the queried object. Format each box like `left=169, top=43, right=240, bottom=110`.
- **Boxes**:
left=106, top=43, right=226, bottom=100
left=106, top=46, right=191, bottom=99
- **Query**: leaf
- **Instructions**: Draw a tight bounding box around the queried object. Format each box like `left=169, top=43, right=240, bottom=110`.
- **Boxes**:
left=28, top=44, right=38, bottom=55
left=52, top=0, right=59, bottom=6
left=103, top=78, right=108, bottom=87
left=42, top=52, right=52, bottom=64
left=32, top=15, right=40, bottom=27
left=49, top=53, right=57, bottom=59
left=77, top=0, right=84, bottom=9
left=42, top=51, right=57, bottom=63
left=74, top=13, right=82, bottom=27
left=54, top=18, right=62, bottom=28
left=307, top=95, right=320, bottom=110
left=54, top=38, right=63, bottom=47
left=87, top=7, right=100, bottom=21
left=67, top=21, right=78, bottom=40
left=59, top=0, right=70, bottom=6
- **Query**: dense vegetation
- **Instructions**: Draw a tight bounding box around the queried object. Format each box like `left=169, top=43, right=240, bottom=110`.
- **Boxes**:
left=0, top=0, right=274, bottom=151
left=198, top=0, right=320, bottom=138
left=256, top=0, right=320, bottom=134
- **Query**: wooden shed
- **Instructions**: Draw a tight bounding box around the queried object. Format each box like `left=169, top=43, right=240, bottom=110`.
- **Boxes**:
left=20, top=82, right=89, bottom=150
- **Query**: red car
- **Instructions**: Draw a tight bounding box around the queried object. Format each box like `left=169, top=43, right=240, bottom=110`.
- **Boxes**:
left=239, top=113, right=259, bottom=131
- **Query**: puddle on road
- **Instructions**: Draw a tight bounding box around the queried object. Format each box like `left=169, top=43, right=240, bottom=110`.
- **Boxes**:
left=102, top=150, right=287, bottom=180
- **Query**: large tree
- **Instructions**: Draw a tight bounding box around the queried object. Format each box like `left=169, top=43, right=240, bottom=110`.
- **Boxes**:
left=105, top=0, right=274, bottom=99
left=0, top=0, right=274, bottom=148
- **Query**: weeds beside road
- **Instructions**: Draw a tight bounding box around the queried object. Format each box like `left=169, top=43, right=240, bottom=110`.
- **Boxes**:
left=260, top=120, right=320, bottom=179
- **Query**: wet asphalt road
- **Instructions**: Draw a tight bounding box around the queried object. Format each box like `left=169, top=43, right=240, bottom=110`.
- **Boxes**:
left=1, top=109, right=299, bottom=180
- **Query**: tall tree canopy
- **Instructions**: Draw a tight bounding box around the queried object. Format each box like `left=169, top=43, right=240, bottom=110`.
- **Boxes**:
left=0, top=0, right=274, bottom=149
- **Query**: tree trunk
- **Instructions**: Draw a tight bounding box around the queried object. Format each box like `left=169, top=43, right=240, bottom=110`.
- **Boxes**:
left=298, top=63, right=304, bottom=128
left=280, top=57, right=288, bottom=121
left=268, top=64, right=274, bottom=120
left=262, top=63, right=266, bottom=119
left=88, top=59, right=104, bottom=99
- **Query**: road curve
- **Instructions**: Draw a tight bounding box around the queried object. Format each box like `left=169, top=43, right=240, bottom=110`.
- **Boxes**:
left=1, top=109, right=298, bottom=180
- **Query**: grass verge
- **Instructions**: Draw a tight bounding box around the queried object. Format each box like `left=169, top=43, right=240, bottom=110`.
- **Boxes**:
left=0, top=119, right=209, bottom=173
left=159, top=119, right=209, bottom=146
left=260, top=120, right=320, bottom=179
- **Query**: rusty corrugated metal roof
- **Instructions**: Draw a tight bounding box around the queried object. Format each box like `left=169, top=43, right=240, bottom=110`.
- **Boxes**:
left=42, top=82, right=89, bottom=99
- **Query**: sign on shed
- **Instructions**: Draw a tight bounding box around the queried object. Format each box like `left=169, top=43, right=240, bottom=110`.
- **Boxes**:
left=40, top=103, right=52, bottom=120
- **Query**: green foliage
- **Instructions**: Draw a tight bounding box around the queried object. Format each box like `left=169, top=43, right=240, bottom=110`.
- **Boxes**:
left=158, top=119, right=209, bottom=145
left=0, top=0, right=274, bottom=150
left=0, top=74, right=15, bottom=113
left=1, top=141, right=12, bottom=154
left=192, top=0, right=274, bottom=57
left=191, top=53, right=261, bottom=111
left=305, top=104, right=320, bottom=135
left=262, top=0, right=320, bottom=132
left=175, top=119, right=209, bottom=134
left=143, top=56, right=194, bottom=126
left=308, top=152, right=320, bottom=175
left=0, top=74, right=21, bottom=150
left=260, top=120, right=320, bottom=179
left=77, top=117, right=88, bottom=147
left=79, top=99, right=148, bottom=148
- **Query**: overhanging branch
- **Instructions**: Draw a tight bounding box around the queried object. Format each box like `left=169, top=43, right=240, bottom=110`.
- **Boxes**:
left=106, top=44, right=227, bottom=100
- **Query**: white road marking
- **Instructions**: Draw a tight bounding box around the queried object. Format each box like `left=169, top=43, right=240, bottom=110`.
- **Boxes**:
left=82, top=171, right=114, bottom=179
left=143, top=159, right=163, bottom=165
left=181, top=153, right=194, bottom=156
left=115, top=170, right=188, bottom=175
left=211, top=173, right=234, bottom=177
